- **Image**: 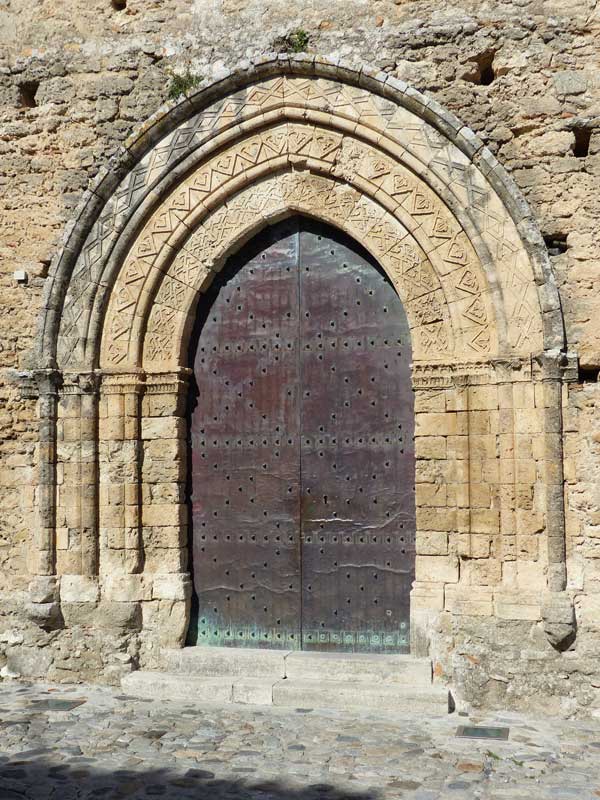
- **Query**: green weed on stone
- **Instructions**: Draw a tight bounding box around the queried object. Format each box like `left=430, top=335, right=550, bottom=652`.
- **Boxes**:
left=168, top=69, right=202, bottom=101
left=279, top=28, right=310, bottom=54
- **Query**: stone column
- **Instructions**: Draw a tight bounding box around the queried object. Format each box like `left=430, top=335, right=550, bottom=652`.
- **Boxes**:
left=539, top=353, right=567, bottom=592
left=142, top=370, right=192, bottom=649
left=537, top=352, right=578, bottom=649
left=99, top=371, right=145, bottom=583
left=32, top=370, right=61, bottom=576
left=494, top=360, right=518, bottom=571
left=28, top=369, right=62, bottom=624
left=55, top=372, right=101, bottom=606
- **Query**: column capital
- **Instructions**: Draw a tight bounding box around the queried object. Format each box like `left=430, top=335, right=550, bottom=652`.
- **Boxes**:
left=99, top=370, right=146, bottom=395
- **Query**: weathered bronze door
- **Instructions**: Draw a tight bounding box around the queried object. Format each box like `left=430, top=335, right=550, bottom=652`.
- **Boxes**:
left=191, top=217, right=415, bottom=653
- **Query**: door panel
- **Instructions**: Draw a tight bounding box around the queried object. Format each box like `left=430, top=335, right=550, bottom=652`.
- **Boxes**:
left=191, top=221, right=302, bottom=649
left=191, top=217, right=415, bottom=653
left=298, top=226, right=414, bottom=653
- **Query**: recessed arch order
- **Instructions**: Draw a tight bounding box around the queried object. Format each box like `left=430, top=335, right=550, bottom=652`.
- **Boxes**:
left=38, top=57, right=563, bottom=373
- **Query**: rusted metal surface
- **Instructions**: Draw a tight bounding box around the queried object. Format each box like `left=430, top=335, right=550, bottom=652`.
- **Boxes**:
left=191, top=217, right=415, bottom=652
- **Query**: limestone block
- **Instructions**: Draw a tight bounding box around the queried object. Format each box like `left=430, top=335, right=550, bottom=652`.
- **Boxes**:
left=517, top=560, right=545, bottom=589
left=7, top=647, right=54, bottom=678
left=416, top=531, right=448, bottom=556
left=553, top=70, right=587, bottom=96
left=529, top=131, right=575, bottom=157
left=575, top=593, right=600, bottom=631
left=141, top=458, right=187, bottom=483
left=144, top=546, right=187, bottom=573
left=104, top=574, right=152, bottom=602
left=454, top=533, right=472, bottom=557
left=99, top=484, right=125, bottom=507
left=415, top=436, right=447, bottom=459
left=29, top=576, right=59, bottom=604
left=470, top=534, right=492, bottom=559
left=444, top=387, right=467, bottom=413
left=470, top=483, right=492, bottom=508
left=495, top=591, right=541, bottom=621
left=542, top=593, right=576, bottom=650
left=514, top=410, right=542, bottom=435
left=143, top=482, right=185, bottom=504
left=516, top=534, right=540, bottom=560
left=158, top=599, right=191, bottom=648
left=461, top=558, right=501, bottom=586
left=61, top=602, right=101, bottom=628
left=94, top=601, right=142, bottom=630
left=60, top=575, right=100, bottom=603
left=447, top=483, right=469, bottom=508
left=468, top=412, right=492, bottom=435
left=152, top=572, right=192, bottom=601
left=416, top=412, right=466, bottom=436
left=411, top=581, right=445, bottom=611
left=143, top=439, right=184, bottom=462
left=143, top=525, right=187, bottom=549
left=100, top=504, right=126, bottom=528
left=468, top=385, right=499, bottom=411
left=470, top=508, right=500, bottom=534
left=55, top=527, right=69, bottom=550
left=103, top=527, right=125, bottom=549
left=141, top=503, right=187, bottom=527
left=416, top=506, right=456, bottom=532
left=414, top=391, right=446, bottom=413
left=445, top=585, right=493, bottom=616
left=417, top=483, right=447, bottom=507
left=141, top=416, right=185, bottom=440
left=25, top=602, right=63, bottom=629
left=482, top=458, right=500, bottom=484
left=142, top=394, right=185, bottom=418
left=415, top=554, right=458, bottom=583
left=100, top=416, right=125, bottom=441
left=446, top=436, right=469, bottom=460
left=512, top=383, right=535, bottom=409
left=499, top=459, right=516, bottom=484
left=56, top=548, right=81, bottom=575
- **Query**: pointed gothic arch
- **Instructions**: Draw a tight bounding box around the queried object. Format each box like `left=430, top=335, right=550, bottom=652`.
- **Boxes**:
left=28, top=57, right=570, bottom=668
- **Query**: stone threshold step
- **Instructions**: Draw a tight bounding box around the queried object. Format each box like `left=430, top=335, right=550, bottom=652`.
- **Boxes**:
left=160, top=646, right=433, bottom=686
left=121, top=672, right=451, bottom=714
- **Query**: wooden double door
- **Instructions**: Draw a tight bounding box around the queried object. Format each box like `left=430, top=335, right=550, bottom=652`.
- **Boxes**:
left=190, top=217, right=415, bottom=653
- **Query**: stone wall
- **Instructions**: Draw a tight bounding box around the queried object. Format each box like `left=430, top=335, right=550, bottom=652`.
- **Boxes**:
left=1, top=0, right=599, bottom=716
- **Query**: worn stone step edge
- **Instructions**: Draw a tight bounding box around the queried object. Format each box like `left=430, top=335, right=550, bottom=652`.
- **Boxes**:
left=273, top=678, right=452, bottom=714
left=121, top=672, right=276, bottom=704
left=160, top=647, right=433, bottom=685
left=121, top=672, right=451, bottom=713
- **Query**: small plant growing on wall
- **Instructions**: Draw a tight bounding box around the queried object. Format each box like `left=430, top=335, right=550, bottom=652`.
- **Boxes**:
left=167, top=68, right=202, bottom=101
left=277, top=28, right=310, bottom=54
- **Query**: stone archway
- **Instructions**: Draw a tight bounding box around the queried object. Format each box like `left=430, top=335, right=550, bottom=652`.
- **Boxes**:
left=28, top=57, right=571, bottom=681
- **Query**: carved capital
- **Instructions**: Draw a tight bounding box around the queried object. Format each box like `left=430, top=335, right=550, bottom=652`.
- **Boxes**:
left=99, top=370, right=146, bottom=396
left=60, top=371, right=101, bottom=396
left=146, top=368, right=192, bottom=397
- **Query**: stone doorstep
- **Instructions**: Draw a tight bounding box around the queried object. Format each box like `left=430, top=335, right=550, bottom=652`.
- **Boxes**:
left=160, top=646, right=433, bottom=686
left=121, top=672, right=451, bottom=713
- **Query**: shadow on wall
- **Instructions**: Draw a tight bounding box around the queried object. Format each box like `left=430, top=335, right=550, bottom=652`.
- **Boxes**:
left=0, top=760, right=381, bottom=800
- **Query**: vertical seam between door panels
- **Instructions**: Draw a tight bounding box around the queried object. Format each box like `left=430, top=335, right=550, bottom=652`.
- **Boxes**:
left=296, top=219, right=304, bottom=650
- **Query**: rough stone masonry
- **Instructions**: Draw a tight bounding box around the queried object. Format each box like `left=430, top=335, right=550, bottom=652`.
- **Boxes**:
left=0, top=0, right=600, bottom=717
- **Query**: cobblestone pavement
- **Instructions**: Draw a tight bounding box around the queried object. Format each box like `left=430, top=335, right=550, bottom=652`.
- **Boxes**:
left=1, top=680, right=600, bottom=799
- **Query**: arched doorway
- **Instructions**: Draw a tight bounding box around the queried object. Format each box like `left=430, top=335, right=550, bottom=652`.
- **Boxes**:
left=190, top=216, right=415, bottom=653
